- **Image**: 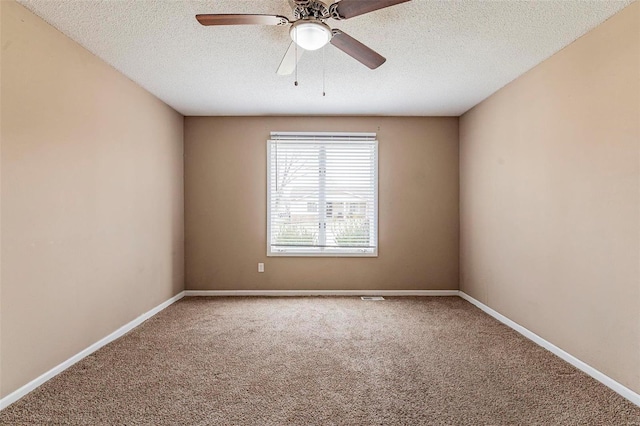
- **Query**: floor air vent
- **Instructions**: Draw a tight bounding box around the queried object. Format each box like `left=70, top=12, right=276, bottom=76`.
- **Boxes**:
left=361, top=296, right=385, bottom=301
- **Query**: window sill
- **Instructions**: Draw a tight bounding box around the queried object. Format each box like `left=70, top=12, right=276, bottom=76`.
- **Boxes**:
left=267, top=249, right=378, bottom=258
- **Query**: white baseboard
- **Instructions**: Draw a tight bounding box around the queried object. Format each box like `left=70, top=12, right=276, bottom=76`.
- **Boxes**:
left=459, top=291, right=640, bottom=407
left=183, top=289, right=460, bottom=297
left=0, top=291, right=185, bottom=411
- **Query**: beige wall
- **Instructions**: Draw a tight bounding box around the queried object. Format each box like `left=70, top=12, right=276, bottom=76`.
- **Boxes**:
left=0, top=1, right=184, bottom=398
left=0, top=0, right=4, bottom=402
left=185, top=116, right=459, bottom=291
left=460, top=3, right=639, bottom=393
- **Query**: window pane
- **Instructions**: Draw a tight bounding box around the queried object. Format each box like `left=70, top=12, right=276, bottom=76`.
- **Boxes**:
left=267, top=134, right=378, bottom=257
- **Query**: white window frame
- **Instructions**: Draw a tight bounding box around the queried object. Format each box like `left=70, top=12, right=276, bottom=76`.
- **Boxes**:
left=267, top=132, right=378, bottom=257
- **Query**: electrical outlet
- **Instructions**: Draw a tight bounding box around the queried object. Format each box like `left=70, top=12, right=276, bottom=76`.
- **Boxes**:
left=258, top=263, right=264, bottom=273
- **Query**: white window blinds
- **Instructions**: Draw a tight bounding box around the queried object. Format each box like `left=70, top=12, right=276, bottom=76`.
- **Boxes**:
left=267, top=132, right=378, bottom=257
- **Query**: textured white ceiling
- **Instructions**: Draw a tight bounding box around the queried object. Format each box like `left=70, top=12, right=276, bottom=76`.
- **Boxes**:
left=17, top=0, right=632, bottom=116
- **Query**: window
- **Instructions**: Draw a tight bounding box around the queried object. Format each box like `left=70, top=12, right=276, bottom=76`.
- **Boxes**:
left=267, top=132, right=378, bottom=256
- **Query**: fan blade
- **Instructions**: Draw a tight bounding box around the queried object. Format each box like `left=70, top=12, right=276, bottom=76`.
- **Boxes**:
left=333, top=0, right=411, bottom=19
left=277, top=42, right=304, bottom=75
left=330, top=30, right=386, bottom=69
left=196, top=14, right=289, bottom=26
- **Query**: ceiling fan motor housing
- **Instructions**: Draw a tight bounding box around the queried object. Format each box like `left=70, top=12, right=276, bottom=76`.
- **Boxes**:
left=292, top=0, right=331, bottom=20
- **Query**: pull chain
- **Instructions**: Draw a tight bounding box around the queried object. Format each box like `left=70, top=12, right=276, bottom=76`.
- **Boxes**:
left=294, top=27, right=299, bottom=87
left=322, top=44, right=326, bottom=96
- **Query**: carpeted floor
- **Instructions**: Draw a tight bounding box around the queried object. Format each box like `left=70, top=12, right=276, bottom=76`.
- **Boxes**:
left=1, top=296, right=639, bottom=425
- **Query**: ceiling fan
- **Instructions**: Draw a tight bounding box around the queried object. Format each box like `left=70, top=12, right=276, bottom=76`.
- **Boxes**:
left=196, top=0, right=411, bottom=75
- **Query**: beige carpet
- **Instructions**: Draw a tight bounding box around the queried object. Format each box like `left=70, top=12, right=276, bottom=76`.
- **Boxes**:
left=1, top=296, right=639, bottom=425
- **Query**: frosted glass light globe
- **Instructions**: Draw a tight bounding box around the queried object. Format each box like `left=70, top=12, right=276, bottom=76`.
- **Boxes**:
left=290, top=21, right=332, bottom=51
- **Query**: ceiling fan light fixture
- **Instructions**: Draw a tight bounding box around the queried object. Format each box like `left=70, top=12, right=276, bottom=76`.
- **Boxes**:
left=290, top=20, right=332, bottom=51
